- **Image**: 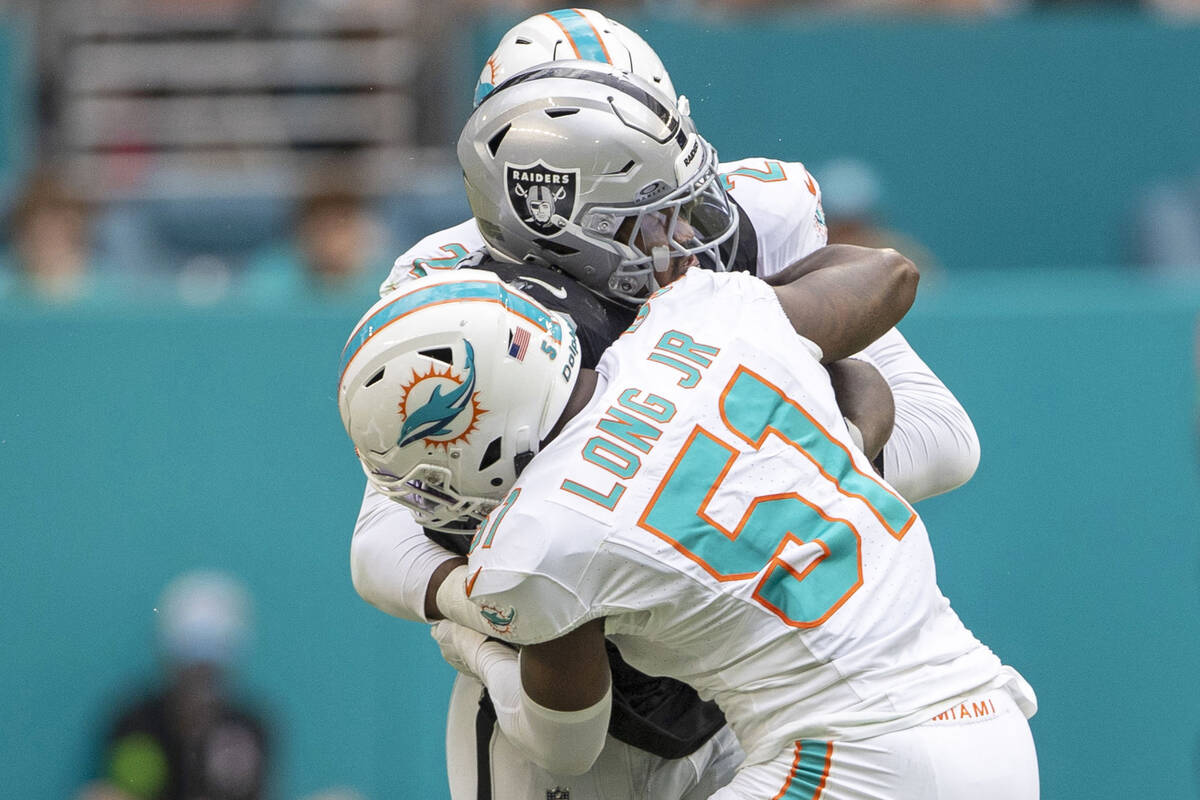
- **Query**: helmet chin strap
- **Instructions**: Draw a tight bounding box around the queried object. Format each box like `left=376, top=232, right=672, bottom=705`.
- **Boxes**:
left=651, top=245, right=670, bottom=272
left=514, top=450, right=535, bottom=477
left=513, top=425, right=535, bottom=478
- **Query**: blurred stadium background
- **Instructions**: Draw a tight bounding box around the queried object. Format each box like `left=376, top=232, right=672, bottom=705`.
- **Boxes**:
left=1, top=1, right=1198, bottom=798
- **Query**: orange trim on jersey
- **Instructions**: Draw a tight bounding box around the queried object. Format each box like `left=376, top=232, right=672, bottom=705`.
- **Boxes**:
left=465, top=566, right=482, bottom=597
left=772, top=743, right=805, bottom=800
left=720, top=160, right=789, bottom=191
left=719, top=365, right=915, bottom=541
left=411, top=242, right=471, bottom=269
left=637, top=426, right=761, bottom=583
left=752, top=505, right=865, bottom=629
left=560, top=479, right=626, bottom=510
left=635, top=425, right=868, bottom=622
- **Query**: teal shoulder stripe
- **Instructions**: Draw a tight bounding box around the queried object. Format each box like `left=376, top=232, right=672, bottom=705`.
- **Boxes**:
left=547, top=9, right=611, bottom=64
left=339, top=280, right=552, bottom=379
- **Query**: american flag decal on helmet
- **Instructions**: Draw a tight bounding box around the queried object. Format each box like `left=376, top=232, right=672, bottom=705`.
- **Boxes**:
left=508, top=327, right=531, bottom=361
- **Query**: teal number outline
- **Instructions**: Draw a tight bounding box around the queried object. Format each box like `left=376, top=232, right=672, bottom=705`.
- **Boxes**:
left=409, top=243, right=472, bottom=278
left=719, top=160, right=788, bottom=192
left=638, top=365, right=915, bottom=628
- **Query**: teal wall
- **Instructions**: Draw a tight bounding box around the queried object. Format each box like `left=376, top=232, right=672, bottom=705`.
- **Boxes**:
left=0, top=303, right=456, bottom=799
left=474, top=13, right=1200, bottom=272
left=900, top=272, right=1200, bottom=798
left=2, top=270, right=1198, bottom=799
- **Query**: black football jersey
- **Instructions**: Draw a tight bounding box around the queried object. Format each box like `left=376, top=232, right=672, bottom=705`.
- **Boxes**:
left=472, top=258, right=635, bottom=370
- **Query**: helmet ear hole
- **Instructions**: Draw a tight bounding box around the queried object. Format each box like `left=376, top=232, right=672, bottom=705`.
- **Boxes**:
left=487, top=125, right=512, bottom=157
left=418, top=347, right=454, bottom=365
left=364, top=368, right=385, bottom=388
left=531, top=238, right=579, bottom=257
left=479, top=437, right=503, bottom=470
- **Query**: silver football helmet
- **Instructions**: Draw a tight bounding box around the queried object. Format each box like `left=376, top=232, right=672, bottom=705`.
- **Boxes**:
left=473, top=8, right=683, bottom=113
left=337, top=269, right=580, bottom=532
left=458, top=62, right=738, bottom=305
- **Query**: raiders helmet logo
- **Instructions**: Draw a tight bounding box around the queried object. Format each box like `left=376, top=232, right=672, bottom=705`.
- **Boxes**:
left=506, top=160, right=579, bottom=237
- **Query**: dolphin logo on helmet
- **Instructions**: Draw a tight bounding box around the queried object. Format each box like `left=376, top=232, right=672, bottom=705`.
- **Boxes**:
left=398, top=341, right=481, bottom=448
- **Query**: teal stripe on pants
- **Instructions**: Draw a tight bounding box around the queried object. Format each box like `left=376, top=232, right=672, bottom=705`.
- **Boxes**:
left=780, top=740, right=831, bottom=799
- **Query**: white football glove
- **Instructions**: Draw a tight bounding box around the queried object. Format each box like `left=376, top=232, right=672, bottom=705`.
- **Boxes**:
left=430, top=620, right=491, bottom=678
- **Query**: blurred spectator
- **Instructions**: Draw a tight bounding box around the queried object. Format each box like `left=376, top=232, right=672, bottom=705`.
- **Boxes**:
left=1130, top=167, right=1200, bottom=280
left=240, top=186, right=389, bottom=306
left=78, top=571, right=272, bottom=800
left=688, top=0, right=1023, bottom=14
left=0, top=170, right=120, bottom=305
left=1145, top=0, right=1200, bottom=17
left=816, top=156, right=941, bottom=280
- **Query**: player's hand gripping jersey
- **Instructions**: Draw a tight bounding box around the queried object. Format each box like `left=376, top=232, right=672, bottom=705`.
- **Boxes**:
left=465, top=269, right=1034, bottom=766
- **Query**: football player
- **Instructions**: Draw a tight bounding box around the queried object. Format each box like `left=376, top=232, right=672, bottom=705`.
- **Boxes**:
left=340, top=248, right=1039, bottom=799
left=348, top=13, right=979, bottom=800
left=345, top=253, right=894, bottom=800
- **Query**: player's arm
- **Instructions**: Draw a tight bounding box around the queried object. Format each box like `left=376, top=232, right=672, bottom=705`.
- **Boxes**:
left=350, top=483, right=465, bottom=622
left=769, top=244, right=919, bottom=363
left=826, top=358, right=894, bottom=462
left=764, top=245, right=977, bottom=498
left=855, top=328, right=981, bottom=501
left=431, top=618, right=612, bottom=775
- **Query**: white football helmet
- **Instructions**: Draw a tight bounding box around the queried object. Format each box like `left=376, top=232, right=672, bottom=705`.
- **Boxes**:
left=473, top=8, right=684, bottom=114
left=337, top=269, right=580, bottom=532
left=458, top=62, right=738, bottom=305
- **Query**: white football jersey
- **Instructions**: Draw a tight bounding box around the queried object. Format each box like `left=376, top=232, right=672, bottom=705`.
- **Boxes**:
left=378, top=158, right=826, bottom=295
left=465, top=269, right=1029, bottom=766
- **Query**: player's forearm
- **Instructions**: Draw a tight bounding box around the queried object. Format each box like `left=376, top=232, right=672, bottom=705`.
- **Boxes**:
left=762, top=242, right=903, bottom=286
left=447, top=634, right=611, bottom=775
left=424, top=556, right=468, bottom=620
left=350, top=483, right=461, bottom=622
left=772, top=245, right=918, bottom=363
left=826, top=358, right=894, bottom=461
left=862, top=329, right=981, bottom=502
